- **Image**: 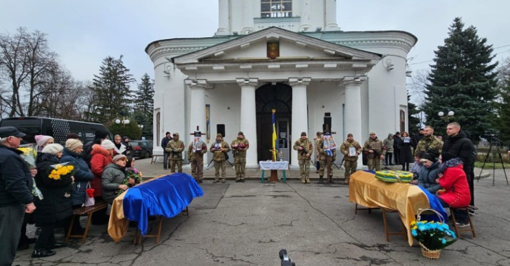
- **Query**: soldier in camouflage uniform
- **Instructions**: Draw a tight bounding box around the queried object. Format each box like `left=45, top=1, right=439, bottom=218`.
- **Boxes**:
left=209, top=133, right=230, bottom=183
left=231, top=131, right=249, bottom=183
left=293, top=132, right=313, bottom=184
left=340, top=133, right=362, bottom=184
left=165, top=133, right=185, bottom=173
left=188, top=131, right=208, bottom=183
left=415, top=126, right=443, bottom=157
left=363, top=132, right=386, bottom=171
left=318, top=131, right=337, bottom=184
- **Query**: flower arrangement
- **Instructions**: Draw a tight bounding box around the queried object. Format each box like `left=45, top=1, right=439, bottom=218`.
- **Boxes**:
left=17, top=144, right=43, bottom=200
left=117, top=167, right=142, bottom=195
left=48, top=163, right=75, bottom=181
left=411, top=209, right=457, bottom=259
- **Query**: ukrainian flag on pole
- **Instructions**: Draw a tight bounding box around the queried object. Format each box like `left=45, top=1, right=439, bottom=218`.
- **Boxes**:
left=272, top=109, right=278, bottom=161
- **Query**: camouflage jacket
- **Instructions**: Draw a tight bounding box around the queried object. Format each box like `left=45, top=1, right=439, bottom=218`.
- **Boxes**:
left=415, top=135, right=443, bottom=156
left=293, top=138, right=313, bottom=160
left=165, top=139, right=185, bottom=160
left=231, top=138, right=249, bottom=158
left=340, top=140, right=362, bottom=162
left=209, top=141, right=230, bottom=161
left=363, top=138, right=386, bottom=159
left=188, top=141, right=207, bottom=161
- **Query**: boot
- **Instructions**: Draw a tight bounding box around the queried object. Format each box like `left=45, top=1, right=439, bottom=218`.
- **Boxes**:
left=328, top=176, right=334, bottom=184
left=318, top=176, right=323, bottom=184
left=32, top=249, right=56, bottom=258
left=306, top=178, right=311, bottom=184
left=344, top=177, right=349, bottom=184
left=301, top=178, right=306, bottom=184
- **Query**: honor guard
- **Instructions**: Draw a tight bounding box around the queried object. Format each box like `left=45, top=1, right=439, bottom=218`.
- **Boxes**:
left=165, top=133, right=184, bottom=173
left=340, top=133, right=362, bottom=184
left=231, top=131, right=249, bottom=182
left=318, top=130, right=337, bottom=184
left=363, top=132, right=386, bottom=171
left=293, top=132, right=313, bottom=184
left=210, top=133, right=230, bottom=183
left=188, top=130, right=207, bottom=183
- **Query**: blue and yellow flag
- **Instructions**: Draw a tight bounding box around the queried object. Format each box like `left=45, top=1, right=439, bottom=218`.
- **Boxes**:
left=272, top=109, right=278, bottom=161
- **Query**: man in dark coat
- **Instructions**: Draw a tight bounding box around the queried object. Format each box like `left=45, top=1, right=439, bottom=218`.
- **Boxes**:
left=443, top=122, right=475, bottom=208
left=161, top=132, right=172, bottom=169
left=393, top=132, right=402, bottom=165
left=411, top=128, right=424, bottom=152
left=0, top=126, right=36, bottom=266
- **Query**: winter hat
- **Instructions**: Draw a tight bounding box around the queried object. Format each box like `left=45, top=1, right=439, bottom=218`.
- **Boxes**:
left=42, top=143, right=64, bottom=155
left=35, top=135, right=54, bottom=147
left=441, top=152, right=457, bottom=163
left=101, top=139, right=115, bottom=150
left=113, top=154, right=127, bottom=163
left=301, top=132, right=307, bottom=136
left=420, top=153, right=436, bottom=163
left=94, top=129, right=109, bottom=139
left=66, top=139, right=83, bottom=151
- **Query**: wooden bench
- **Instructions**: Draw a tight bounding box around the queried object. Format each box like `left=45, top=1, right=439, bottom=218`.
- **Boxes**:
left=65, top=201, right=108, bottom=244
left=132, top=207, right=189, bottom=245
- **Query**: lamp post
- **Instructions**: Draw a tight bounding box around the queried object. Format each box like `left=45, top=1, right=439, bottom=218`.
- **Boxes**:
left=438, top=111, right=455, bottom=122
left=115, top=118, right=130, bottom=126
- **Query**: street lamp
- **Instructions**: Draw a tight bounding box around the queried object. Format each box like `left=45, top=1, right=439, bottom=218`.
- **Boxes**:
left=438, top=111, right=455, bottom=122
left=115, top=118, right=130, bottom=126
left=137, top=125, right=144, bottom=129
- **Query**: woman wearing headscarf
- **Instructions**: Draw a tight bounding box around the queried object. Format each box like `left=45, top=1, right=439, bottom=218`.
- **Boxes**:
left=435, top=152, right=471, bottom=227
left=32, top=144, right=73, bottom=258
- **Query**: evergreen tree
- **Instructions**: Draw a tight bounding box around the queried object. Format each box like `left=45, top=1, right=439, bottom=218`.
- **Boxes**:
left=133, top=73, right=154, bottom=139
left=407, top=92, right=421, bottom=133
left=86, top=55, right=134, bottom=123
left=421, top=17, right=498, bottom=141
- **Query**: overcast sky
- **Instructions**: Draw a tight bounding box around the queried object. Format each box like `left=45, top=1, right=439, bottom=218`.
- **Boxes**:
left=1, top=0, right=509, bottom=104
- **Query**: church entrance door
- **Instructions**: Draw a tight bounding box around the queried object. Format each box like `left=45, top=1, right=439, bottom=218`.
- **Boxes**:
left=256, top=83, right=292, bottom=162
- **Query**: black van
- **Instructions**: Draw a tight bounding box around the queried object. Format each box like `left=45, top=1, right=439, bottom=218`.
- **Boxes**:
left=0, top=117, right=113, bottom=145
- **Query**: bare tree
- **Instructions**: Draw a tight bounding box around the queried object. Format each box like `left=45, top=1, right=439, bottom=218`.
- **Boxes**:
left=407, top=69, right=430, bottom=105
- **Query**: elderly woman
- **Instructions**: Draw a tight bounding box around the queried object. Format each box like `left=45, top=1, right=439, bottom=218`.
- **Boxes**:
left=32, top=144, right=73, bottom=258
left=102, top=155, right=134, bottom=210
left=60, top=138, right=93, bottom=234
left=416, top=153, right=441, bottom=194
left=35, top=135, right=54, bottom=152
left=89, top=139, right=115, bottom=224
left=435, top=152, right=471, bottom=227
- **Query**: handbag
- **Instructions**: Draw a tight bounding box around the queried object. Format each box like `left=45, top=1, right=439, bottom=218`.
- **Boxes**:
left=84, top=182, right=95, bottom=207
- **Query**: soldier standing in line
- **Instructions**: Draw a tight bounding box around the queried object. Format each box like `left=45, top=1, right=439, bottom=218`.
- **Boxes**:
left=340, top=133, right=362, bottom=184
left=415, top=125, right=443, bottom=157
left=165, top=133, right=185, bottom=173
left=188, top=130, right=207, bottom=183
left=314, top=132, right=322, bottom=173
left=318, top=130, right=337, bottom=184
left=231, top=132, right=249, bottom=183
left=293, top=132, right=313, bottom=184
left=210, top=133, right=230, bottom=183
left=363, top=132, right=386, bottom=171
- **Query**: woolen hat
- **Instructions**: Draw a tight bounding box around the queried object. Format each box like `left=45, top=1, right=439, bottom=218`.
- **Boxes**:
left=113, top=154, right=127, bottom=162
left=420, top=153, right=436, bottom=162
left=35, top=135, right=53, bottom=147
left=301, top=132, right=307, bottom=136
left=66, top=139, right=83, bottom=151
left=441, top=152, right=457, bottom=163
left=101, top=139, right=115, bottom=150
left=0, top=126, right=26, bottom=138
left=42, top=143, right=63, bottom=155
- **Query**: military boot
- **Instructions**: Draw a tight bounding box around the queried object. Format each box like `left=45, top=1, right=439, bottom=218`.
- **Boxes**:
left=318, top=176, right=324, bottom=184
left=301, top=178, right=306, bottom=184
left=306, top=178, right=311, bottom=184
left=328, top=176, right=334, bottom=184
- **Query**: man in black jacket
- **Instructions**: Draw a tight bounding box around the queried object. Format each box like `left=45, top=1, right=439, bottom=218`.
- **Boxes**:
left=393, top=132, right=402, bottom=165
left=161, top=132, right=172, bottom=169
left=443, top=122, right=476, bottom=207
left=0, top=126, right=36, bottom=265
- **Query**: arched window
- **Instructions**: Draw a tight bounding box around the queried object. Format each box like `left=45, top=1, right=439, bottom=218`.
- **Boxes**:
left=156, top=112, right=161, bottom=141
left=400, top=110, right=406, bottom=133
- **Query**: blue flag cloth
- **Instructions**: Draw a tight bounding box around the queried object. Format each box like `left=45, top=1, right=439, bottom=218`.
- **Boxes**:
left=123, top=173, right=204, bottom=235
left=416, top=186, right=448, bottom=223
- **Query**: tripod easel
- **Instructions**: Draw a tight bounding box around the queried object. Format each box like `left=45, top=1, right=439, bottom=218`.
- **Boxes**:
left=477, top=138, right=509, bottom=186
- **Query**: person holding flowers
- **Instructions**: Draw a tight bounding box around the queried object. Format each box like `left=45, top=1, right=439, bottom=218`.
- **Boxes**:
left=61, top=138, right=93, bottom=235
left=32, top=144, right=74, bottom=258
left=102, top=155, right=132, bottom=208
left=435, top=152, right=471, bottom=227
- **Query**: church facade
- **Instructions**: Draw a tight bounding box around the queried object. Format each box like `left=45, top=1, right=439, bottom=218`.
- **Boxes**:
left=146, top=0, right=417, bottom=167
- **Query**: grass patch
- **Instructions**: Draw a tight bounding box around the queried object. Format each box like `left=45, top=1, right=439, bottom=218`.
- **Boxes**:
left=474, top=161, right=508, bottom=169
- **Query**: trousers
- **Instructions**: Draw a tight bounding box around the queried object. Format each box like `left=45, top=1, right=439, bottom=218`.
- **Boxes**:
left=0, top=204, right=25, bottom=266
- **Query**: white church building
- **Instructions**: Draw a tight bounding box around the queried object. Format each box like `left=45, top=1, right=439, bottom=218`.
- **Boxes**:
left=146, top=0, right=417, bottom=167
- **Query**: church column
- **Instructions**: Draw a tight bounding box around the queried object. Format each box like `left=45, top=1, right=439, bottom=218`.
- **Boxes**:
left=237, top=78, right=259, bottom=167
left=216, top=0, right=229, bottom=35
left=343, top=76, right=366, bottom=167
left=185, top=79, right=209, bottom=141
left=290, top=77, right=311, bottom=167
left=324, top=0, right=340, bottom=31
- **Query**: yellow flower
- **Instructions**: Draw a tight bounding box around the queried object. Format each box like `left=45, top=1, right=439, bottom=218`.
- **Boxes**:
left=55, top=164, right=62, bottom=169
left=410, top=221, right=416, bottom=227
left=412, top=225, right=418, bottom=230
left=67, top=165, right=74, bottom=171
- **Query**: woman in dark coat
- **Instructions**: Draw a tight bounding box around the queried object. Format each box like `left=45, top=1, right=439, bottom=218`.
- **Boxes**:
left=400, top=132, right=414, bottom=171
left=32, top=144, right=73, bottom=258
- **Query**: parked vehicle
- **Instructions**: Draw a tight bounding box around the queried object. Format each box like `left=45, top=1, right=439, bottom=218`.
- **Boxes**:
left=0, top=117, right=113, bottom=145
left=130, top=140, right=153, bottom=159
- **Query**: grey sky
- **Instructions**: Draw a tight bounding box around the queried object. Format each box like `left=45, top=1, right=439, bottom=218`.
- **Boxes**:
left=1, top=0, right=509, bottom=105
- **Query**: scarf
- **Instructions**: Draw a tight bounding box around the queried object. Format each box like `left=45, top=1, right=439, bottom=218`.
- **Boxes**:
left=322, top=135, right=337, bottom=157
left=193, top=137, right=203, bottom=152
left=437, top=158, right=463, bottom=175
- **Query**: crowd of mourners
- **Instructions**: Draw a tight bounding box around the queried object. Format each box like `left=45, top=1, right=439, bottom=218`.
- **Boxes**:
left=0, top=127, right=136, bottom=265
